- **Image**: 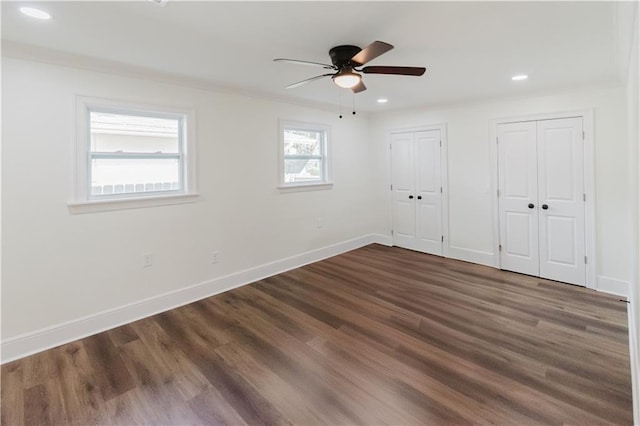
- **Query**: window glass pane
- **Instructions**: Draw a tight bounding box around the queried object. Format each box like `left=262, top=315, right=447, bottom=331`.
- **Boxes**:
left=90, top=112, right=179, bottom=153
left=90, top=158, right=180, bottom=196
left=284, top=158, right=322, bottom=183
left=284, top=129, right=323, bottom=156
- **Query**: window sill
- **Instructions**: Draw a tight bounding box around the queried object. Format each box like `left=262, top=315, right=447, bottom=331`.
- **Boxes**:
left=278, top=182, right=334, bottom=193
left=67, top=193, right=200, bottom=214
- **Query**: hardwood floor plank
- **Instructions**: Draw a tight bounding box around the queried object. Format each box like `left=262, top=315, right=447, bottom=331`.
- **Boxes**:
left=374, top=288, right=631, bottom=388
left=106, top=323, right=139, bottom=347
left=117, top=339, right=191, bottom=424
left=396, top=342, right=622, bottom=425
left=103, top=387, right=172, bottom=425
left=1, top=367, right=24, bottom=426
left=207, top=294, right=376, bottom=424
left=23, top=381, right=69, bottom=426
left=52, top=342, right=106, bottom=425
left=331, top=324, right=530, bottom=425
left=21, top=350, right=59, bottom=389
left=186, top=387, right=248, bottom=426
left=254, top=275, right=346, bottom=329
left=309, top=335, right=474, bottom=425
left=0, top=244, right=632, bottom=425
left=129, top=319, right=210, bottom=401
left=234, top=284, right=338, bottom=341
left=82, top=333, right=135, bottom=401
left=154, top=310, right=291, bottom=426
left=214, top=342, right=332, bottom=425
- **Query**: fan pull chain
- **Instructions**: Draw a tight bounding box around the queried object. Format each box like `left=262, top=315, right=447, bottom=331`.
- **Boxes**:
left=339, top=90, right=343, bottom=119
left=352, top=92, right=356, bottom=115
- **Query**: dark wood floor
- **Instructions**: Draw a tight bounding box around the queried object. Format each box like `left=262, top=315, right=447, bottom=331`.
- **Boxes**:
left=1, top=244, right=633, bottom=425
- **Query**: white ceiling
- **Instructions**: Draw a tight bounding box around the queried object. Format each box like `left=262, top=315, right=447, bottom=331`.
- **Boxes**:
left=1, top=1, right=628, bottom=111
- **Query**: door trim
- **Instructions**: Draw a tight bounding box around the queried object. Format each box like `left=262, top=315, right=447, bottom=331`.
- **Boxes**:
left=389, top=123, right=449, bottom=257
left=489, top=110, right=596, bottom=289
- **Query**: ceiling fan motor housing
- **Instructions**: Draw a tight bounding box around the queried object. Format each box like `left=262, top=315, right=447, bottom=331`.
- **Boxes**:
left=329, top=45, right=363, bottom=67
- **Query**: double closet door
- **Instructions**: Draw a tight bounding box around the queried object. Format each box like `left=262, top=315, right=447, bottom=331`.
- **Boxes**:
left=391, top=129, right=443, bottom=256
left=498, top=117, right=586, bottom=286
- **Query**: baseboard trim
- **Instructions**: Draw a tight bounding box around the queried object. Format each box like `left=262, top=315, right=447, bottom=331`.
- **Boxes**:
left=446, top=246, right=496, bottom=267
left=374, top=234, right=393, bottom=246
left=1, top=234, right=386, bottom=364
left=596, top=276, right=630, bottom=298
left=3, top=234, right=627, bottom=364
left=629, top=299, right=640, bottom=425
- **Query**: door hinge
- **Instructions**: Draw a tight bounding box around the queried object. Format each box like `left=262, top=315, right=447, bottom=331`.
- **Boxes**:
left=584, top=256, right=587, bottom=264
left=440, top=186, right=443, bottom=193
left=441, top=235, right=444, bottom=243
left=497, top=189, right=500, bottom=197
left=440, top=140, right=442, bottom=147
left=582, top=131, right=585, bottom=140
left=391, top=229, right=394, bottom=236
left=390, top=184, right=393, bottom=191
left=496, top=137, right=499, bottom=144
left=583, top=193, right=586, bottom=202
left=390, top=144, right=392, bottom=150
left=499, top=244, right=502, bottom=252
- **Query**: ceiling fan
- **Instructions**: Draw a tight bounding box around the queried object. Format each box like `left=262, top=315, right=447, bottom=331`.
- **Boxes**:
left=274, top=41, right=426, bottom=93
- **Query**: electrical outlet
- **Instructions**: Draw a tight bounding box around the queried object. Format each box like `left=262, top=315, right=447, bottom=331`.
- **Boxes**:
left=143, top=253, right=153, bottom=268
left=211, top=251, right=220, bottom=264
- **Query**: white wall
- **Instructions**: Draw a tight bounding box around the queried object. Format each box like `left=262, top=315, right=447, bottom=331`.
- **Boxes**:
left=626, top=5, right=640, bottom=422
left=1, top=57, right=378, bottom=343
left=370, top=86, right=631, bottom=290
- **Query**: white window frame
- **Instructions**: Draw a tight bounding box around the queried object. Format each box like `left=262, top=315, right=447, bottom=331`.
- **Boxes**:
left=278, top=120, right=332, bottom=191
left=69, top=96, right=198, bottom=214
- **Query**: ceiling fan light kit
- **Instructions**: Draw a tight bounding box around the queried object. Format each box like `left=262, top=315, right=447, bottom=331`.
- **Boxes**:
left=274, top=40, right=426, bottom=93
left=332, top=68, right=362, bottom=89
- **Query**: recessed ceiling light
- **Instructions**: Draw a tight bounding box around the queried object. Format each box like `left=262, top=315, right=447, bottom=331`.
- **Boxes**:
left=148, top=0, right=169, bottom=7
left=377, top=98, right=388, bottom=104
left=512, top=74, right=528, bottom=81
left=20, top=7, right=52, bottom=20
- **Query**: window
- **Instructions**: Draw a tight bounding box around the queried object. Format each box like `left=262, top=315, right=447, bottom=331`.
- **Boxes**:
left=279, top=120, right=331, bottom=189
left=70, top=97, right=197, bottom=213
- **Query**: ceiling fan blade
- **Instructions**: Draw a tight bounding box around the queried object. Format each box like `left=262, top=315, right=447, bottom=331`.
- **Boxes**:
left=362, top=66, right=426, bottom=76
left=285, top=73, right=334, bottom=89
left=350, top=41, right=394, bottom=65
left=352, top=80, right=367, bottom=93
left=274, top=58, right=335, bottom=69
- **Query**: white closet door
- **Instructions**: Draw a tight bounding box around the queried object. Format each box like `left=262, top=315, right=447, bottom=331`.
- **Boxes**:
left=391, top=130, right=443, bottom=255
left=537, top=117, right=586, bottom=285
left=414, top=130, right=443, bottom=255
left=498, top=121, right=540, bottom=276
left=391, top=133, right=417, bottom=250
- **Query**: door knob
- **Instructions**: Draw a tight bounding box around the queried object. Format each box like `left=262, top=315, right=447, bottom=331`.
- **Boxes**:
left=417, top=196, right=422, bottom=200
left=528, top=203, right=535, bottom=209
left=409, top=195, right=414, bottom=199
left=542, top=204, right=549, bottom=210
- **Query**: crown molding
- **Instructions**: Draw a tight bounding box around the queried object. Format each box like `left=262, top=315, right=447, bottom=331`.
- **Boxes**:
left=1, top=41, right=367, bottom=116
left=370, top=80, right=625, bottom=117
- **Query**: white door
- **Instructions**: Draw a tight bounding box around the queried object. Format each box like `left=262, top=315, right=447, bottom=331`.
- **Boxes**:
left=537, top=118, right=585, bottom=285
left=392, top=130, right=443, bottom=256
left=497, top=117, right=586, bottom=286
left=391, top=133, right=416, bottom=250
left=498, top=121, right=539, bottom=276
left=415, top=131, right=443, bottom=254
